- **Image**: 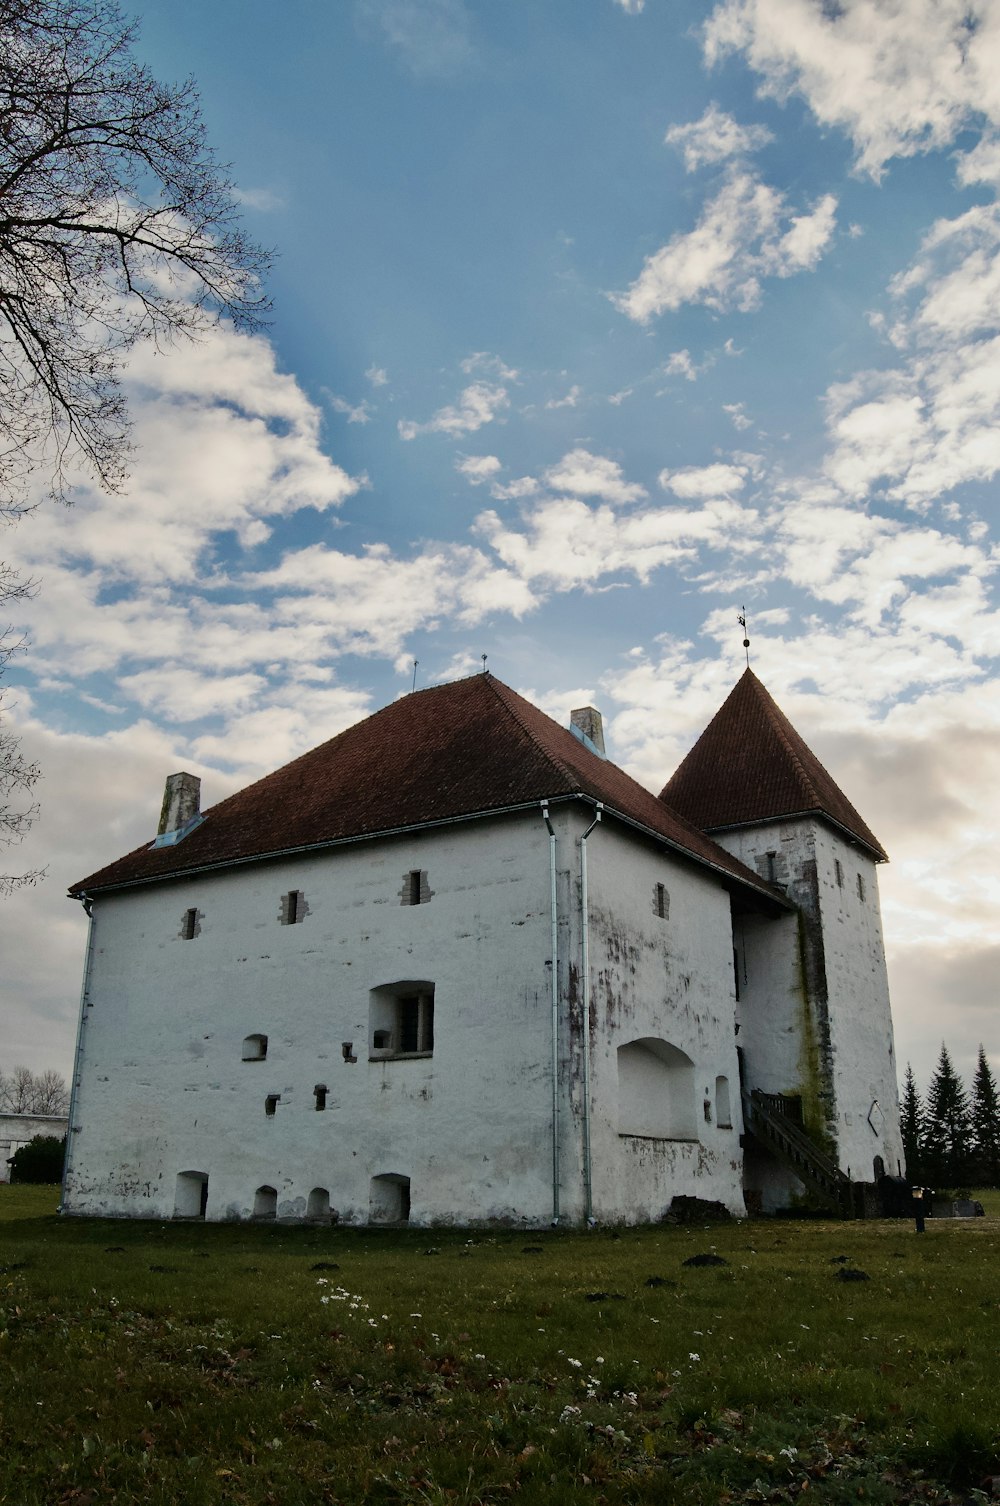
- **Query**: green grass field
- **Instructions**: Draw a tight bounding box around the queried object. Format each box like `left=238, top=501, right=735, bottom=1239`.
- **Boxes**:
left=1, top=1186, right=998, bottom=1504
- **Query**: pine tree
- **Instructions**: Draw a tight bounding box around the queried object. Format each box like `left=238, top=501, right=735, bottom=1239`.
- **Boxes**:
left=900, top=1063, right=925, bottom=1183
left=923, top=1043, right=973, bottom=1188
left=970, top=1045, right=1000, bottom=1188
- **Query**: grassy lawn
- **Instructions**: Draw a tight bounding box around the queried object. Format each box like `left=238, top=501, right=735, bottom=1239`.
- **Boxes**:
left=1, top=1186, right=998, bottom=1504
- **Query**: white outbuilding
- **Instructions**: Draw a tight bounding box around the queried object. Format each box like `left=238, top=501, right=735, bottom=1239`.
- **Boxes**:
left=63, top=669, right=903, bottom=1224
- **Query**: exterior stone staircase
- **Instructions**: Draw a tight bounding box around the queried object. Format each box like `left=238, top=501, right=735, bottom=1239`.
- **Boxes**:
left=742, top=1089, right=853, bottom=1216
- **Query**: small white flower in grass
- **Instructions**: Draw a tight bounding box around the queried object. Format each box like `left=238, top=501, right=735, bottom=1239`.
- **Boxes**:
left=689, top=1353, right=700, bottom=1362
left=780, top=1446, right=798, bottom=1461
left=474, top=1353, right=486, bottom=1360
left=410, top=1312, right=422, bottom=1318
left=559, top=1404, right=582, bottom=1423
left=596, top=1356, right=604, bottom=1364
left=568, top=1357, right=582, bottom=1368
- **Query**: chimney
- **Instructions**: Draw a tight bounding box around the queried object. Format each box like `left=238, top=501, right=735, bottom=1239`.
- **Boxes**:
left=570, top=706, right=606, bottom=756
left=154, top=772, right=202, bottom=847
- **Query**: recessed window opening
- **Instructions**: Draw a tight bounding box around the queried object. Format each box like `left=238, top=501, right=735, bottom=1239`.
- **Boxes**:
left=733, top=947, right=741, bottom=1002
left=715, top=1075, right=732, bottom=1129
left=242, top=1033, right=268, bottom=1062
left=856, top=872, right=866, bottom=901
left=765, top=850, right=777, bottom=884
left=616, top=1038, right=697, bottom=1140
left=370, top=1173, right=410, bottom=1224
left=181, top=907, right=198, bottom=941
left=409, top=869, right=422, bottom=905
left=253, top=1184, right=277, bottom=1220
left=280, top=889, right=304, bottom=925
left=174, top=1170, right=208, bottom=1219
left=307, top=1187, right=331, bottom=1221
left=654, top=882, right=668, bottom=920
left=265, top=1094, right=280, bottom=1117
left=314, top=1084, right=327, bottom=1111
left=834, top=858, right=844, bottom=888
left=370, top=982, right=435, bottom=1058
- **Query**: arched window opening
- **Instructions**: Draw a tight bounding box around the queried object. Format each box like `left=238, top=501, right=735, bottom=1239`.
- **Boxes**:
left=242, top=1033, right=268, bottom=1061
left=370, top=1173, right=411, bottom=1224
left=174, top=1170, right=208, bottom=1219
left=616, top=1038, right=697, bottom=1140
left=307, top=1187, right=331, bottom=1221
left=253, top=1184, right=277, bottom=1220
left=715, top=1075, right=732, bottom=1129
left=369, top=982, right=435, bottom=1059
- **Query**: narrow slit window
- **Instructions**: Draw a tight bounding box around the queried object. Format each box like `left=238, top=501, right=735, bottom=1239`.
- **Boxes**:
left=654, top=882, right=667, bottom=920
left=182, top=907, right=198, bottom=941
left=409, top=870, right=422, bottom=905
left=857, top=872, right=866, bottom=901
left=765, top=850, right=777, bottom=884
left=314, top=1084, right=327, bottom=1111
left=286, top=890, right=301, bottom=925
left=265, top=1094, right=279, bottom=1117
left=835, top=858, right=844, bottom=888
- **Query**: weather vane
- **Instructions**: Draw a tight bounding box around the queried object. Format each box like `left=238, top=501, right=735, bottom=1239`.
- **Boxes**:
left=482, top=653, right=488, bottom=675
left=738, top=606, right=751, bottom=668
left=411, top=659, right=418, bottom=693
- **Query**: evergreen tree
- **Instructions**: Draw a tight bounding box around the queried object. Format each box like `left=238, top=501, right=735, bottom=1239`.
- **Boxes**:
left=900, top=1063, right=925, bottom=1182
left=923, top=1043, right=973, bottom=1188
left=970, top=1045, right=1000, bottom=1188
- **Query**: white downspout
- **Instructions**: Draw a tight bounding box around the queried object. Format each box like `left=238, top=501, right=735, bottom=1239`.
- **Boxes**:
left=540, top=802, right=560, bottom=1223
left=580, top=803, right=602, bottom=1223
left=61, top=895, right=96, bottom=1211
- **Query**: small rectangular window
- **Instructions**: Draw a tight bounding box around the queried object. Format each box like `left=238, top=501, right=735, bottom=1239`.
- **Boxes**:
left=265, top=1094, right=279, bottom=1117
left=835, top=859, right=843, bottom=888
left=409, top=870, right=422, bottom=905
left=654, top=882, right=667, bottom=920
left=733, top=946, right=741, bottom=1002
left=857, top=872, right=866, bottom=901
left=314, top=1085, right=327, bottom=1111
left=765, top=851, right=777, bottom=883
left=280, top=890, right=304, bottom=925
left=182, top=908, right=198, bottom=940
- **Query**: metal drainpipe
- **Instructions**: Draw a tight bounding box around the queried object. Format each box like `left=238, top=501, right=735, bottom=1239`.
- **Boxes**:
left=540, top=803, right=560, bottom=1223
left=61, top=895, right=95, bottom=1212
left=579, top=803, right=602, bottom=1223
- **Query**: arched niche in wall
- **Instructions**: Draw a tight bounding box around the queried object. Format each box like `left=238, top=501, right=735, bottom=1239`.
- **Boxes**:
left=616, top=1037, right=697, bottom=1140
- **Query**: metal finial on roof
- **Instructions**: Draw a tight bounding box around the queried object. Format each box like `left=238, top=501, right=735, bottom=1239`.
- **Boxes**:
left=738, top=606, right=751, bottom=668
left=411, top=660, right=418, bottom=693
left=482, top=653, right=488, bottom=675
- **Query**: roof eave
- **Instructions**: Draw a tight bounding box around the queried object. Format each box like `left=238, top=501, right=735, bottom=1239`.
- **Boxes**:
left=69, top=789, right=788, bottom=907
left=701, top=808, right=887, bottom=864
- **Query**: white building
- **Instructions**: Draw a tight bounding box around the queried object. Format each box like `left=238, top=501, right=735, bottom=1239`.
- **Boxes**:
left=63, top=670, right=903, bottom=1225
left=1, top=1113, right=68, bottom=1182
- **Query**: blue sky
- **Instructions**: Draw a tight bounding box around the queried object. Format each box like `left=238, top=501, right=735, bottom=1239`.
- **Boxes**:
left=4, top=0, right=1000, bottom=1096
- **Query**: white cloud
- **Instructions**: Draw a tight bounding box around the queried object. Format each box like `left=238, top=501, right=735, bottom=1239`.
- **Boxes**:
left=366, top=365, right=389, bottom=387
left=665, top=103, right=774, bottom=172
left=354, top=0, right=475, bottom=77
left=326, top=392, right=372, bottom=424
left=490, top=475, right=540, bottom=501
left=460, top=351, right=519, bottom=381
left=660, top=463, right=747, bottom=497
left=703, top=0, right=1000, bottom=179
left=546, top=384, right=583, bottom=409
left=398, top=381, right=510, bottom=440
left=613, top=0, right=645, bottom=12
left=456, top=454, right=503, bottom=485
left=614, top=170, right=837, bottom=323
left=231, top=185, right=284, bottom=212
left=723, top=402, right=753, bottom=430
left=664, top=350, right=699, bottom=381
left=543, top=448, right=647, bottom=505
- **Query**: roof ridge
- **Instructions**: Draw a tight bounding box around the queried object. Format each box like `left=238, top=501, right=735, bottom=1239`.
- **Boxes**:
left=484, top=676, right=580, bottom=793
left=752, top=673, right=822, bottom=809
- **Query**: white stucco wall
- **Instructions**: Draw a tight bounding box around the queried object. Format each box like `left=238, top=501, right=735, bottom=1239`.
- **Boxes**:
left=574, top=816, right=746, bottom=1221
left=715, top=818, right=903, bottom=1194
left=64, top=811, right=562, bottom=1226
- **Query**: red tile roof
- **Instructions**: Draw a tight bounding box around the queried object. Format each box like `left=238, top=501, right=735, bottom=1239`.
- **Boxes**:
left=70, top=673, right=782, bottom=901
left=659, top=669, right=887, bottom=861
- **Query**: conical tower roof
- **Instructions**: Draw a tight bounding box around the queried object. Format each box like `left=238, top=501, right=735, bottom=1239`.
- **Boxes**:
left=659, top=669, right=887, bottom=861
